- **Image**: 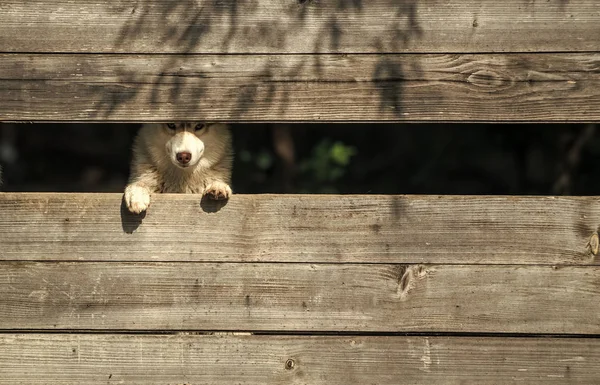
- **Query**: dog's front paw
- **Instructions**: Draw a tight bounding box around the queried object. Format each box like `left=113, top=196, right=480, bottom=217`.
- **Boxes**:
left=124, top=185, right=151, bottom=214
left=204, top=181, right=232, bottom=200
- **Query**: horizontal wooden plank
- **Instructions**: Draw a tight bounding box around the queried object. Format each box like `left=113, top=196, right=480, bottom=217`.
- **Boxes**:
left=1, top=0, right=599, bottom=53
left=1, top=193, right=598, bottom=264
left=1, top=334, right=599, bottom=384
left=1, top=53, right=599, bottom=122
left=1, top=262, right=599, bottom=333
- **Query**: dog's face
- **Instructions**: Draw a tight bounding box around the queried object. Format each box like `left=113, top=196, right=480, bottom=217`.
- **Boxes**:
left=161, top=122, right=209, bottom=168
left=140, top=122, right=231, bottom=171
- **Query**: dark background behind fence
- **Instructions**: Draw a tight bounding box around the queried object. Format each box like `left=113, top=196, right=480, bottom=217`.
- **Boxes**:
left=0, top=123, right=597, bottom=196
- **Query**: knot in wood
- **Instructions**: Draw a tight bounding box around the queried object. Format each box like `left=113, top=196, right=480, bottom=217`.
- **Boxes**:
left=285, top=359, right=295, bottom=370
left=467, top=69, right=512, bottom=91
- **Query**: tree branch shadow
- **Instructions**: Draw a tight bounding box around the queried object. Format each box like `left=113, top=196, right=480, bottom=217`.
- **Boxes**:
left=88, top=0, right=424, bottom=120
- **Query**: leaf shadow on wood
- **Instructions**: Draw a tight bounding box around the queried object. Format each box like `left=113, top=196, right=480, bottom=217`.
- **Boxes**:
left=371, top=1, right=423, bottom=117
left=115, top=0, right=214, bottom=54
left=101, top=0, right=241, bottom=119
left=373, top=43, right=405, bottom=116
left=87, top=69, right=142, bottom=120
left=88, top=0, right=425, bottom=120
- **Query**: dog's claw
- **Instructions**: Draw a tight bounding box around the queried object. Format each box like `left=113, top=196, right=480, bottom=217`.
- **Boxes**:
left=124, top=185, right=151, bottom=214
left=204, top=182, right=232, bottom=200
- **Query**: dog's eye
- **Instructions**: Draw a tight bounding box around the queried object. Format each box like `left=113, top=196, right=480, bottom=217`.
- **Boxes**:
left=195, top=123, right=206, bottom=131
left=166, top=123, right=176, bottom=130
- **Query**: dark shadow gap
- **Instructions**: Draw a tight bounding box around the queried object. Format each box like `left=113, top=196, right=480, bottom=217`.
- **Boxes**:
left=1, top=123, right=598, bottom=196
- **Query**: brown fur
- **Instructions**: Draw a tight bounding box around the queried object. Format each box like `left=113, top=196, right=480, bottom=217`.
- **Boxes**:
left=124, top=122, right=233, bottom=213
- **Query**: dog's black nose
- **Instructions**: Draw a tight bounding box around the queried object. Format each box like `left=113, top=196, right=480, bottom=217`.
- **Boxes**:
left=176, top=152, right=192, bottom=165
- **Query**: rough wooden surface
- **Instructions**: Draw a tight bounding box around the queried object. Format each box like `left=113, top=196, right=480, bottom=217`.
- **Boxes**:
left=1, top=262, right=598, bottom=333
left=1, top=334, right=598, bottom=384
left=2, top=0, right=600, bottom=380
left=1, top=0, right=598, bottom=53
left=1, top=53, right=599, bottom=122
left=1, top=193, right=598, bottom=264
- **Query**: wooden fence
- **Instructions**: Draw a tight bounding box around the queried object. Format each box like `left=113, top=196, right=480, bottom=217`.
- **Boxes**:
left=1, top=0, right=600, bottom=383
left=1, top=0, right=599, bottom=122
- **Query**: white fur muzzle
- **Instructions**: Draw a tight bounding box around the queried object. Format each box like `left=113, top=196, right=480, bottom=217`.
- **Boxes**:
left=166, top=131, right=205, bottom=168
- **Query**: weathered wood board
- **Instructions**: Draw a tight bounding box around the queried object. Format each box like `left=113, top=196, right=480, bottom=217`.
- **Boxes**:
left=2, top=1, right=599, bottom=121
left=1, top=262, right=598, bottom=333
left=1, top=193, right=598, bottom=264
left=1, top=53, right=599, bottom=121
left=1, top=0, right=600, bottom=381
left=1, top=0, right=598, bottom=53
left=1, top=334, right=598, bottom=384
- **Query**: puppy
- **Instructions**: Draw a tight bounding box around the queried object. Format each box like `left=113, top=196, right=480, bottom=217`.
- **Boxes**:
left=124, top=122, right=233, bottom=214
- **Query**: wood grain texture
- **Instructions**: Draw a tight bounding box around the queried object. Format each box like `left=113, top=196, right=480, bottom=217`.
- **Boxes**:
left=1, top=262, right=599, bottom=333
left=1, top=334, right=599, bottom=384
left=1, top=0, right=598, bottom=54
left=1, top=193, right=598, bottom=264
left=0, top=54, right=600, bottom=121
left=1, top=53, right=599, bottom=122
